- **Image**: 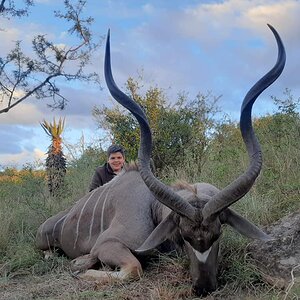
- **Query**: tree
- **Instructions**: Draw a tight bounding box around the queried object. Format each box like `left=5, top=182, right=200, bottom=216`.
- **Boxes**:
left=272, top=88, right=300, bottom=116
left=41, top=117, right=66, bottom=197
left=0, top=0, right=101, bottom=114
left=0, top=0, right=33, bottom=18
left=93, top=77, right=220, bottom=176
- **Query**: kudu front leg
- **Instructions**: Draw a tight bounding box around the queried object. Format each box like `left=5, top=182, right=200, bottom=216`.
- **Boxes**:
left=78, top=240, right=142, bottom=283
left=70, top=253, right=99, bottom=272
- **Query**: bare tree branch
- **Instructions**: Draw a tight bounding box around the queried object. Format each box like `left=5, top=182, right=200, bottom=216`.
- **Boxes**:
left=0, top=0, right=33, bottom=18
left=0, top=0, right=102, bottom=114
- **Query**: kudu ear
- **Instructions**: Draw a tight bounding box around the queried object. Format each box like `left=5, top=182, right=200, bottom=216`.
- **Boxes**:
left=135, top=212, right=177, bottom=254
left=221, top=209, right=273, bottom=241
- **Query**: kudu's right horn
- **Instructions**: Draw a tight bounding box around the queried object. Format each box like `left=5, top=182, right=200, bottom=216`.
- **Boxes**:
left=202, top=24, right=286, bottom=222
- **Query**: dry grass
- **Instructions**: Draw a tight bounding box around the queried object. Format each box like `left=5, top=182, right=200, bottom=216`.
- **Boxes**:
left=1, top=251, right=299, bottom=300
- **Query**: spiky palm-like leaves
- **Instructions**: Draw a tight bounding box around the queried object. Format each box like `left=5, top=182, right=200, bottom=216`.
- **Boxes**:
left=41, top=118, right=66, bottom=197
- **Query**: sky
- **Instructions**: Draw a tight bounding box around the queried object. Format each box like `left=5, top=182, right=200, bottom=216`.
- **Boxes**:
left=0, top=0, right=299, bottom=170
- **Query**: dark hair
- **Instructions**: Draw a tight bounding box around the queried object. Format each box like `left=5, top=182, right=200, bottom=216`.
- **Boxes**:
left=107, top=144, right=125, bottom=157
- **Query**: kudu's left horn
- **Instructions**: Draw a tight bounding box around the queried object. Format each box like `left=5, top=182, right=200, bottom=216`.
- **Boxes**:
left=104, top=29, right=196, bottom=221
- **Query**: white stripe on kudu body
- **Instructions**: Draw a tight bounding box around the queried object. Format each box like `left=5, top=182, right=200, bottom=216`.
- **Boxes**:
left=100, top=177, right=120, bottom=233
left=52, top=215, right=67, bottom=239
left=73, top=189, right=97, bottom=248
left=87, top=175, right=121, bottom=244
left=60, top=200, right=81, bottom=244
left=87, top=184, right=110, bottom=243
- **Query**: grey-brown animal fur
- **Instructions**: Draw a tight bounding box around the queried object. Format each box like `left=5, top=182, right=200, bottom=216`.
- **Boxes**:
left=36, top=24, right=286, bottom=297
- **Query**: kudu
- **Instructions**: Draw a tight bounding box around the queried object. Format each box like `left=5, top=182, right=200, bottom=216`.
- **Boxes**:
left=36, top=24, right=285, bottom=296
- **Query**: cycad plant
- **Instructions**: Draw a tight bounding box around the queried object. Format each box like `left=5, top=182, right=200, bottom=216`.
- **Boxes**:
left=41, top=117, right=66, bottom=197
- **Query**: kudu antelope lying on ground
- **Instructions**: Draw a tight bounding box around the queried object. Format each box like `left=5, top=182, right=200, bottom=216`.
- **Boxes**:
left=36, top=24, right=285, bottom=296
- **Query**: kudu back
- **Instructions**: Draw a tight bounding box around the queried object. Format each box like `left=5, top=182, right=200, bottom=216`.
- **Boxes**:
left=36, top=25, right=285, bottom=297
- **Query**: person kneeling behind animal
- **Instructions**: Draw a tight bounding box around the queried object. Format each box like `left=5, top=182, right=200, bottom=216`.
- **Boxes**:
left=89, top=144, right=125, bottom=191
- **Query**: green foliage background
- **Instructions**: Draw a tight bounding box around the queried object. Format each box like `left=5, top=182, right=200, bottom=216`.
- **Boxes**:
left=93, top=77, right=221, bottom=174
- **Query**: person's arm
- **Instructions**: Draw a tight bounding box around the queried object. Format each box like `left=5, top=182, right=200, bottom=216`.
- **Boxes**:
left=89, top=168, right=103, bottom=192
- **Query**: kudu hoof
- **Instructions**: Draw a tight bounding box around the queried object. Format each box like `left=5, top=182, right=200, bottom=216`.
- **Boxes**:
left=70, top=254, right=98, bottom=272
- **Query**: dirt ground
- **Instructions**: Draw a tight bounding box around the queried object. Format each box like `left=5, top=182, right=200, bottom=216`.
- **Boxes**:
left=0, top=257, right=196, bottom=300
left=1, top=256, right=298, bottom=300
left=0, top=265, right=262, bottom=300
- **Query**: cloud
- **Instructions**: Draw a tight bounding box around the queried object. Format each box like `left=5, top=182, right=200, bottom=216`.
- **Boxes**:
left=33, top=148, right=47, bottom=161
left=0, top=125, right=34, bottom=154
left=0, top=20, right=21, bottom=53
left=240, top=1, right=300, bottom=33
left=119, top=0, right=299, bottom=109
left=0, top=82, right=104, bottom=126
left=0, top=148, right=46, bottom=169
left=0, top=102, right=44, bottom=125
left=142, top=3, right=155, bottom=14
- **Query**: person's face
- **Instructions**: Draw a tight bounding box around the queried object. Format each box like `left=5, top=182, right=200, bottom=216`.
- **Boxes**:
left=108, top=152, right=125, bottom=173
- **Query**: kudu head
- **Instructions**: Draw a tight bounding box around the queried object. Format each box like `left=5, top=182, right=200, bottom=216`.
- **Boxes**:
left=104, top=25, right=286, bottom=296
